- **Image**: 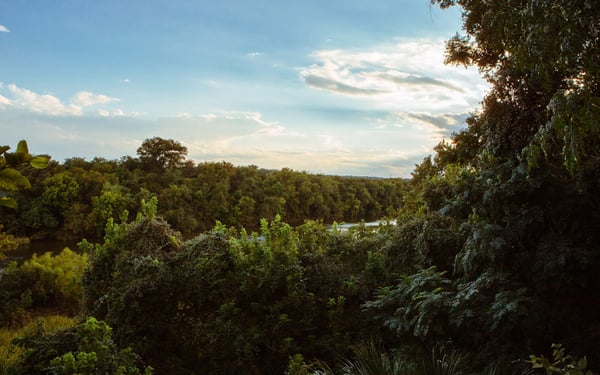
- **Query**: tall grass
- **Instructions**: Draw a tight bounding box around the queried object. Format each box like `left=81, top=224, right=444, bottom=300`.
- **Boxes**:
left=308, top=343, right=466, bottom=375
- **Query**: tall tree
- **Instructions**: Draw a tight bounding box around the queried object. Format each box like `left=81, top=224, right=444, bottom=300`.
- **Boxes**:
left=136, top=137, right=188, bottom=172
left=422, top=0, right=600, bottom=364
left=367, top=0, right=600, bottom=368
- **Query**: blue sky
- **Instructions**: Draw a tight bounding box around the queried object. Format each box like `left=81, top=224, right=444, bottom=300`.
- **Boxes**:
left=0, top=1, right=487, bottom=177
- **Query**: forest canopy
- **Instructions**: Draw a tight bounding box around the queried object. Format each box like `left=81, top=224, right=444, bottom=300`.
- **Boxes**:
left=0, top=137, right=406, bottom=241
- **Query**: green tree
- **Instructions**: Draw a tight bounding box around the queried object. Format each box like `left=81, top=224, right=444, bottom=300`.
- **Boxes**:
left=394, top=0, right=600, bottom=367
left=136, top=137, right=188, bottom=172
left=91, top=183, right=132, bottom=236
left=0, top=140, right=48, bottom=210
left=0, top=140, right=48, bottom=257
left=42, top=172, right=80, bottom=214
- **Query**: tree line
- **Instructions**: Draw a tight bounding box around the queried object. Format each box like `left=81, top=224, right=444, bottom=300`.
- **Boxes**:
left=0, top=136, right=406, bottom=242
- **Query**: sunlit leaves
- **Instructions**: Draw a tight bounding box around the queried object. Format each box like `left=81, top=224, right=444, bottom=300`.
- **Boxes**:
left=29, top=156, right=49, bottom=170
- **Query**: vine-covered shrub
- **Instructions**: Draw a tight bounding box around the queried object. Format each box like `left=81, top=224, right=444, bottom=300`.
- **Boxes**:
left=81, top=207, right=397, bottom=374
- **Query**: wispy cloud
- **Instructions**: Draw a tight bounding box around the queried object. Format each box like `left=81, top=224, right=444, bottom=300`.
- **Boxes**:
left=373, top=72, right=464, bottom=92
left=300, top=38, right=487, bottom=113
left=303, top=75, right=389, bottom=96
left=386, top=111, right=470, bottom=136
left=0, top=94, right=10, bottom=107
left=71, top=91, right=118, bottom=107
left=0, top=82, right=125, bottom=117
left=98, top=109, right=126, bottom=117
left=0, top=25, right=9, bottom=33
left=156, top=110, right=464, bottom=176
left=0, top=106, right=468, bottom=177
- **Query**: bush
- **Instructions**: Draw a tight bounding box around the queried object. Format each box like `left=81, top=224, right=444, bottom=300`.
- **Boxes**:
left=0, top=248, right=87, bottom=327
left=6, top=316, right=150, bottom=375
left=19, top=248, right=87, bottom=310
left=529, top=344, right=592, bottom=375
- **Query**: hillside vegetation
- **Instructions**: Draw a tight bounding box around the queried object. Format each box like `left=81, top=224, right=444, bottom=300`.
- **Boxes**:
left=0, top=0, right=598, bottom=373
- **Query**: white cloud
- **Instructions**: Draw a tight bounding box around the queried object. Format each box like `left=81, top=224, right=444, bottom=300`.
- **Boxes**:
left=246, top=52, right=262, bottom=58
left=199, top=113, right=216, bottom=120
left=176, top=112, right=193, bottom=119
left=98, top=108, right=125, bottom=117
left=0, top=25, right=9, bottom=33
left=300, top=38, right=487, bottom=113
left=5, top=83, right=81, bottom=115
left=384, top=111, right=470, bottom=136
left=160, top=111, right=284, bottom=145
left=0, top=94, right=10, bottom=108
left=71, top=91, right=118, bottom=107
left=0, top=82, right=126, bottom=117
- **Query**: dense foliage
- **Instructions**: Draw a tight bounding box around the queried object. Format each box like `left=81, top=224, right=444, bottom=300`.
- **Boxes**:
left=7, top=316, right=151, bottom=375
left=0, top=0, right=598, bottom=373
left=0, top=138, right=405, bottom=241
left=0, top=141, right=48, bottom=260
left=0, top=140, right=48, bottom=211
left=0, top=248, right=87, bottom=327
left=377, top=0, right=600, bottom=369
left=80, top=200, right=399, bottom=373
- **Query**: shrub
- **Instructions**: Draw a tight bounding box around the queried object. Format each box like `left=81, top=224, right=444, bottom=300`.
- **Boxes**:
left=7, top=316, right=150, bottom=375
left=19, top=248, right=88, bottom=310
left=529, top=344, right=592, bottom=375
left=0, top=248, right=87, bottom=327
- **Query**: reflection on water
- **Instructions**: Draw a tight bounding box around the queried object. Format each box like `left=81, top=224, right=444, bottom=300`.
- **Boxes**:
left=329, top=220, right=396, bottom=231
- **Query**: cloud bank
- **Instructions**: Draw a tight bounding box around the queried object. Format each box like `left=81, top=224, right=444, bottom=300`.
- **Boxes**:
left=0, top=104, right=471, bottom=177
left=300, top=39, right=486, bottom=113
left=0, top=25, right=9, bottom=33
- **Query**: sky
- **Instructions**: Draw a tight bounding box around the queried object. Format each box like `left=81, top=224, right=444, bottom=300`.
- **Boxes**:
left=0, top=0, right=487, bottom=177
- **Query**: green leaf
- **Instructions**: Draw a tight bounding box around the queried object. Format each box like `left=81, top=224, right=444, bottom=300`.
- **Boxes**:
left=30, top=155, right=49, bottom=169
left=0, top=145, right=9, bottom=155
left=0, top=168, right=31, bottom=190
left=16, top=140, right=29, bottom=155
left=0, top=196, right=18, bottom=209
